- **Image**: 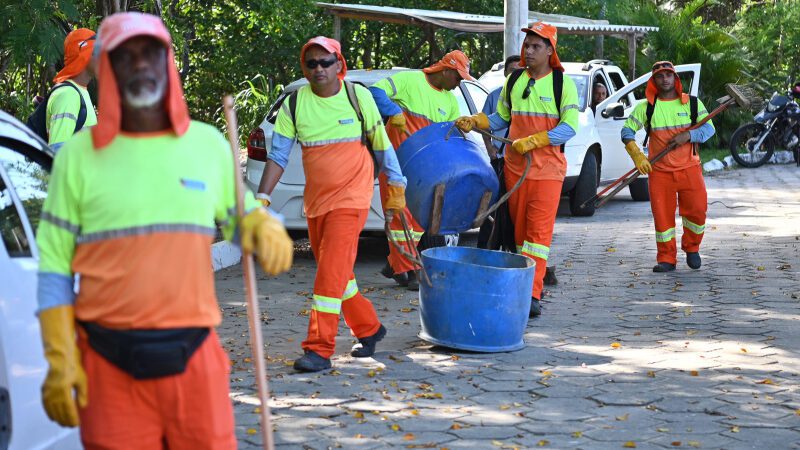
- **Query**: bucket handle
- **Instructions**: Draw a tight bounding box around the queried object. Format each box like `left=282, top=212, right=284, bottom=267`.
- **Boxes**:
left=444, top=125, right=532, bottom=226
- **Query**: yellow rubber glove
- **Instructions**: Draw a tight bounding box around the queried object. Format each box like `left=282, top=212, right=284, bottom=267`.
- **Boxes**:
left=454, top=112, right=490, bottom=132
left=511, top=131, right=550, bottom=155
left=385, top=184, right=406, bottom=213
left=240, top=208, right=293, bottom=276
left=388, top=114, right=408, bottom=136
left=39, top=305, right=87, bottom=427
left=625, top=140, right=652, bottom=175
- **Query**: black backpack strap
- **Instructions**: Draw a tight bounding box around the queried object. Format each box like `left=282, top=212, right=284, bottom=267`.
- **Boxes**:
left=62, top=83, right=88, bottom=132
left=344, top=81, right=378, bottom=176
left=288, top=90, right=299, bottom=129
left=689, top=95, right=698, bottom=155
left=553, top=69, right=565, bottom=153
left=643, top=98, right=657, bottom=148
left=505, top=68, right=526, bottom=120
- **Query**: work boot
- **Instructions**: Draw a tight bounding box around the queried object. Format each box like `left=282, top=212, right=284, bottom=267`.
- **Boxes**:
left=406, top=271, right=419, bottom=291
left=380, top=262, right=394, bottom=279
left=529, top=298, right=542, bottom=318
left=652, top=262, right=676, bottom=273
left=382, top=264, right=409, bottom=287
left=293, top=350, right=331, bottom=372
left=544, top=266, right=558, bottom=286
left=686, top=252, right=701, bottom=269
left=351, top=324, right=387, bottom=357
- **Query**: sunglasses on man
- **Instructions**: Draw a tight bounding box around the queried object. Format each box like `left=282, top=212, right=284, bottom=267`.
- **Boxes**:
left=652, top=61, right=674, bottom=71
left=305, top=56, right=338, bottom=69
left=522, top=78, right=536, bottom=100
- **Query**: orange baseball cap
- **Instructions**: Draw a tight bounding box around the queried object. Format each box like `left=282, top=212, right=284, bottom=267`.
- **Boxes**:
left=520, top=21, right=564, bottom=72
left=645, top=60, right=688, bottom=104
left=53, top=28, right=96, bottom=83
left=422, top=50, right=475, bottom=81
left=300, top=36, right=347, bottom=81
left=92, top=12, right=190, bottom=149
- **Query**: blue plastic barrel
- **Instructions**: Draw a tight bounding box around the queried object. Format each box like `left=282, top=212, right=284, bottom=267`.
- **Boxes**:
left=418, top=247, right=535, bottom=352
left=395, top=122, right=499, bottom=235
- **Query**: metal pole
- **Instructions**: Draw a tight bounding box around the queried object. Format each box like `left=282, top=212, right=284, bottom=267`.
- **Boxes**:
left=333, top=16, right=341, bottom=42
left=627, top=33, right=637, bottom=81
left=504, top=0, right=528, bottom=59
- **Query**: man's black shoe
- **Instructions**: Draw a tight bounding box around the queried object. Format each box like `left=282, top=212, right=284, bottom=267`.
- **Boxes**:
left=406, top=271, right=419, bottom=291
left=544, top=266, right=558, bottom=286
left=293, top=350, right=332, bottom=372
left=529, top=298, right=542, bottom=318
left=380, top=262, right=394, bottom=279
left=686, top=252, right=701, bottom=269
left=351, top=325, right=387, bottom=357
left=652, top=262, right=676, bottom=273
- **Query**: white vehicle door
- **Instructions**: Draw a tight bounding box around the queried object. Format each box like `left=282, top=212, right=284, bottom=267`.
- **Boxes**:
left=0, top=142, right=81, bottom=450
left=594, top=64, right=702, bottom=182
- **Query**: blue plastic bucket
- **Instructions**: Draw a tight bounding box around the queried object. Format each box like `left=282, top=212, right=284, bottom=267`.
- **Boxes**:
left=395, top=122, right=499, bottom=235
left=418, top=247, right=535, bottom=352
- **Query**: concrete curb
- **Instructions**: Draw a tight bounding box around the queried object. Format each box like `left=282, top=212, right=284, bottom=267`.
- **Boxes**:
left=212, top=240, right=241, bottom=272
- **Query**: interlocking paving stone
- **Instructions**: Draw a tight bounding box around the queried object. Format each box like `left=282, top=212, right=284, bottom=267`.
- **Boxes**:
left=216, top=165, right=800, bottom=448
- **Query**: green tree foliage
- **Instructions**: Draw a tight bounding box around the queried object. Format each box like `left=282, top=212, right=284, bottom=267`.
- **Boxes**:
left=0, top=0, right=794, bottom=145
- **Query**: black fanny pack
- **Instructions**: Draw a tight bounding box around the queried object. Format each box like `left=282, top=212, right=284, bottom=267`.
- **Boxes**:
left=79, top=321, right=209, bottom=380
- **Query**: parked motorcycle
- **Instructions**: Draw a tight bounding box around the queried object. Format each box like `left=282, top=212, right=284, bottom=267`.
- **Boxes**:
left=729, top=81, right=800, bottom=168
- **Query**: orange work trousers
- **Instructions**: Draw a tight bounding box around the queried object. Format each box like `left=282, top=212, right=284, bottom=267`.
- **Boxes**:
left=648, top=165, right=707, bottom=265
left=303, top=208, right=382, bottom=358
left=378, top=173, right=424, bottom=274
left=77, top=330, right=235, bottom=450
left=506, top=173, right=563, bottom=300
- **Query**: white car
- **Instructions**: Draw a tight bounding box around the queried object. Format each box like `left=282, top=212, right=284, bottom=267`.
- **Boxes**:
left=244, top=69, right=490, bottom=232
left=0, top=110, right=81, bottom=449
left=479, top=60, right=702, bottom=216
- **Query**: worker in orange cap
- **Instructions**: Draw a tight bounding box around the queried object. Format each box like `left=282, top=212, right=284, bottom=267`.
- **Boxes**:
left=35, top=12, right=293, bottom=449
left=257, top=36, right=406, bottom=372
left=455, top=22, right=579, bottom=318
left=621, top=61, right=715, bottom=272
left=369, top=50, right=474, bottom=290
left=46, top=28, right=97, bottom=149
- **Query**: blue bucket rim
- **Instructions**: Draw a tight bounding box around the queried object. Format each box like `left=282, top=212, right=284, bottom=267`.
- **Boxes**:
left=421, top=246, right=535, bottom=271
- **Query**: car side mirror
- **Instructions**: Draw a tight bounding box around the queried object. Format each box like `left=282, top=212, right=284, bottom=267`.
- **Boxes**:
left=601, top=102, right=625, bottom=119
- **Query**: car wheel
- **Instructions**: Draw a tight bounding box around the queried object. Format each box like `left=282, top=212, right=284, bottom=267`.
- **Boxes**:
left=629, top=177, right=650, bottom=201
left=568, top=151, right=598, bottom=217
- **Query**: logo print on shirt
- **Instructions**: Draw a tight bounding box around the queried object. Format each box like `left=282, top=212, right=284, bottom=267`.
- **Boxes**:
left=677, top=112, right=688, bottom=117
left=339, top=118, right=354, bottom=125
left=539, top=96, right=552, bottom=102
left=180, top=178, right=206, bottom=191
left=438, top=108, right=446, bottom=116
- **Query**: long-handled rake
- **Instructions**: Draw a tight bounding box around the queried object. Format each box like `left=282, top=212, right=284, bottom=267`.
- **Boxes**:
left=586, top=83, right=761, bottom=209
left=223, top=96, right=275, bottom=450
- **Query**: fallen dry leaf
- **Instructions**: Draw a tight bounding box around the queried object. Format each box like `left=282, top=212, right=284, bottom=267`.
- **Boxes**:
left=572, top=431, right=583, bottom=438
left=492, top=441, right=505, bottom=447
left=647, top=371, right=656, bottom=378
left=450, top=423, right=462, bottom=430
left=607, top=247, right=617, bottom=252
left=253, top=407, right=261, bottom=414
left=414, top=392, right=443, bottom=399
left=656, top=427, right=670, bottom=432
left=687, top=441, right=701, bottom=448
left=536, top=440, right=549, bottom=447
left=391, top=424, right=401, bottom=432
left=741, top=348, right=748, bottom=353
left=616, top=413, right=629, bottom=421
left=690, top=370, right=699, bottom=376
left=499, top=404, right=511, bottom=410
left=400, top=308, right=414, bottom=313
left=410, top=409, right=419, bottom=416
left=731, top=426, right=740, bottom=433
left=403, top=432, right=415, bottom=441
left=757, top=266, right=765, bottom=271
left=246, top=428, right=257, bottom=435
left=756, top=378, right=776, bottom=385
left=623, top=442, right=637, bottom=448
left=611, top=342, right=622, bottom=349
left=353, top=412, right=364, bottom=418
left=671, top=442, right=681, bottom=447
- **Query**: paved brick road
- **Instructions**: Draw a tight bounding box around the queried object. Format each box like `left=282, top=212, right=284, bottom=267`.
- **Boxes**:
left=216, top=164, right=800, bottom=449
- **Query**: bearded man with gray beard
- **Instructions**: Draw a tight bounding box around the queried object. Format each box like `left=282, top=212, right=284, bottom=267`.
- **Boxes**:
left=34, top=12, right=294, bottom=449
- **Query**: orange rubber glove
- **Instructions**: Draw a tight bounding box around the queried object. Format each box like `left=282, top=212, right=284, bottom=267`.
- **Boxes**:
left=240, top=208, right=293, bottom=275
left=39, top=305, right=87, bottom=427
left=388, top=113, right=408, bottom=135
left=625, top=140, right=652, bottom=175
left=454, top=112, right=490, bottom=132
left=511, top=131, right=550, bottom=154
left=385, top=184, right=406, bottom=214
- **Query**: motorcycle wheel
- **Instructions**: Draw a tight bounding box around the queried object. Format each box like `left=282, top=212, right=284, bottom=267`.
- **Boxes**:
left=729, top=123, right=775, bottom=168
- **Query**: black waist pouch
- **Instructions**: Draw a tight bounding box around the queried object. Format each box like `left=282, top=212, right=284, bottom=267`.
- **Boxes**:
left=79, top=322, right=209, bottom=379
